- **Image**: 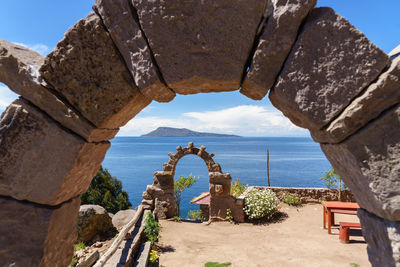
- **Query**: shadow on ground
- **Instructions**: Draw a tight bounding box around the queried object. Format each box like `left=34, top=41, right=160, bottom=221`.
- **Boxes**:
left=248, top=211, right=289, bottom=225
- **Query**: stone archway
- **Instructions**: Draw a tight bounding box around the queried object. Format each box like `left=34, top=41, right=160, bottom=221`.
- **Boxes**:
left=141, top=142, right=244, bottom=222
left=0, top=0, right=399, bottom=265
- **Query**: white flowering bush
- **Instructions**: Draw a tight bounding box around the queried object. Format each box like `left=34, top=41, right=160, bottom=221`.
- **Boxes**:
left=244, top=188, right=279, bottom=220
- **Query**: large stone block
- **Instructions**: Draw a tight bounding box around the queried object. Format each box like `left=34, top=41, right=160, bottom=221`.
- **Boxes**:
left=321, top=103, right=400, bottom=221
left=0, top=196, right=80, bottom=267
left=131, top=0, right=266, bottom=94
left=78, top=205, right=116, bottom=243
left=312, top=54, right=400, bottom=143
left=40, top=12, right=151, bottom=129
left=0, top=39, right=117, bottom=142
left=390, top=44, right=400, bottom=59
left=358, top=209, right=400, bottom=267
left=269, top=7, right=389, bottom=131
left=0, top=99, right=110, bottom=205
left=241, top=0, right=317, bottom=100
left=94, top=0, right=175, bottom=102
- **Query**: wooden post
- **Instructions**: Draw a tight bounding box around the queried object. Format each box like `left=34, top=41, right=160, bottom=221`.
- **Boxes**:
left=267, top=148, right=270, bottom=187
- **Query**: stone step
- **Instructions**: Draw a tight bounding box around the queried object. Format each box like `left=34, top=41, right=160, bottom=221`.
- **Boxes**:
left=103, top=209, right=149, bottom=267
left=133, top=241, right=151, bottom=267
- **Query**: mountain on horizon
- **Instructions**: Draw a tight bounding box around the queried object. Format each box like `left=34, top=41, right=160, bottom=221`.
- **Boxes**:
left=141, top=127, right=240, bottom=137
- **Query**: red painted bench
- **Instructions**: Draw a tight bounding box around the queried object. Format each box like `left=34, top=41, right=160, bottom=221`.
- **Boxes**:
left=322, top=202, right=359, bottom=234
left=339, top=222, right=362, bottom=243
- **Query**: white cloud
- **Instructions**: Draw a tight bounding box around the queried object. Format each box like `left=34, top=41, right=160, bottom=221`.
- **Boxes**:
left=13, top=42, right=50, bottom=56
left=119, top=105, right=308, bottom=137
left=0, top=84, right=18, bottom=113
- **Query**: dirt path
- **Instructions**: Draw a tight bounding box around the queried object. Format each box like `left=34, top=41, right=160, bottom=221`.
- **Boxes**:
left=157, top=203, right=369, bottom=267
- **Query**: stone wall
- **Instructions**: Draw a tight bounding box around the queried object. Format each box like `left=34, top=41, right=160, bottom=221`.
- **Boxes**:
left=0, top=0, right=399, bottom=265
left=249, top=186, right=356, bottom=203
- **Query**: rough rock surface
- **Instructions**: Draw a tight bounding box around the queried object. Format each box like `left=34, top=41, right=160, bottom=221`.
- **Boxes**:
left=389, top=44, right=400, bottom=59
left=269, top=7, right=389, bottom=131
left=112, top=209, right=136, bottom=231
left=40, top=12, right=151, bottom=129
left=0, top=99, right=110, bottom=205
left=358, top=209, right=400, bottom=267
left=322, top=103, right=400, bottom=221
left=94, top=0, right=175, bottom=102
left=78, top=205, right=116, bottom=244
left=251, top=186, right=356, bottom=203
left=0, top=39, right=117, bottom=142
left=241, top=0, right=317, bottom=100
left=312, top=54, right=400, bottom=143
left=0, top=196, right=80, bottom=267
left=131, top=0, right=267, bottom=94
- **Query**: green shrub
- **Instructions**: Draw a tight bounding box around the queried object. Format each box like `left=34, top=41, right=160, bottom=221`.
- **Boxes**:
left=205, top=262, right=232, bottom=267
left=144, top=212, right=159, bottom=245
left=225, top=209, right=233, bottom=222
left=81, top=166, right=131, bottom=213
left=73, top=242, right=86, bottom=251
left=187, top=210, right=202, bottom=221
left=230, top=178, right=248, bottom=197
left=244, top=188, right=279, bottom=220
left=173, top=216, right=181, bottom=222
left=282, top=193, right=301, bottom=206
left=70, top=256, right=79, bottom=267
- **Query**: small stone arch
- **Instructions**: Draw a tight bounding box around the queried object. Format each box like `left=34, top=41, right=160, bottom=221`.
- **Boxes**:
left=141, top=142, right=244, bottom=222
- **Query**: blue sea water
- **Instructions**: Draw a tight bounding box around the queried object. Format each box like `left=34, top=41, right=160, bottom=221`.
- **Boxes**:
left=101, top=137, right=332, bottom=217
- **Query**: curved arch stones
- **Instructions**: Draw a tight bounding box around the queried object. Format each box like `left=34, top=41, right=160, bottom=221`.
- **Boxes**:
left=0, top=0, right=399, bottom=265
left=141, top=142, right=244, bottom=222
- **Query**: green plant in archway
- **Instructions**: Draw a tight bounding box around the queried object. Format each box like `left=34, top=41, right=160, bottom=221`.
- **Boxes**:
left=320, top=168, right=348, bottom=201
left=174, top=175, right=197, bottom=217
left=81, top=166, right=132, bottom=213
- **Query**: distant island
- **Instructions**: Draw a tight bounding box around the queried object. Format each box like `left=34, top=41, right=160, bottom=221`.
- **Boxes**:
left=141, top=127, right=241, bottom=137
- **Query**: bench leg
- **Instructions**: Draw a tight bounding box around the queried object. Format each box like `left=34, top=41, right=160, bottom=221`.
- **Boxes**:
left=339, top=225, right=350, bottom=243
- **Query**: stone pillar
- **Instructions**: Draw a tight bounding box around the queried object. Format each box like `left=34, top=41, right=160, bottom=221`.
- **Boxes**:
left=358, top=209, right=400, bottom=267
left=209, top=172, right=244, bottom=222
left=0, top=196, right=80, bottom=267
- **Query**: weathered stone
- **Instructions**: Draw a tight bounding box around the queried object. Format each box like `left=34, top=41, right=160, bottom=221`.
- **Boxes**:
left=112, top=209, right=136, bottom=231
left=321, top=103, right=400, bottom=221
left=241, top=0, right=317, bottom=100
left=252, top=186, right=356, bottom=203
left=358, top=209, right=400, bottom=267
left=40, top=12, right=151, bottom=129
left=0, top=39, right=117, bottom=142
left=0, top=196, right=80, bottom=267
left=153, top=171, right=173, bottom=188
left=269, top=7, right=389, bottom=131
left=131, top=0, right=267, bottom=94
left=389, top=44, right=400, bottom=59
left=94, top=0, right=175, bottom=102
left=209, top=195, right=245, bottom=223
left=0, top=99, right=110, bottom=205
left=154, top=197, right=176, bottom=219
left=312, top=54, right=400, bottom=143
left=78, top=205, right=116, bottom=243
left=209, top=172, right=232, bottom=185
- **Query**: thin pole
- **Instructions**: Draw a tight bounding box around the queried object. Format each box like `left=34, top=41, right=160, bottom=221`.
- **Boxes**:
left=267, top=148, right=270, bottom=187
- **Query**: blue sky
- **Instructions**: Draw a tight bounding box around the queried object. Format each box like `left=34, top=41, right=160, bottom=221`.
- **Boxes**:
left=1, top=0, right=399, bottom=136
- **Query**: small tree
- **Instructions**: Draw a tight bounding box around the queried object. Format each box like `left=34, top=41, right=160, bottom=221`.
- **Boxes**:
left=174, top=175, right=197, bottom=217
left=81, top=166, right=132, bottom=213
left=320, top=168, right=348, bottom=201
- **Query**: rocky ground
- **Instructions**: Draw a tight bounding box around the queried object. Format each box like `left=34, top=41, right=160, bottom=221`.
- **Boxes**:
left=157, top=203, right=368, bottom=267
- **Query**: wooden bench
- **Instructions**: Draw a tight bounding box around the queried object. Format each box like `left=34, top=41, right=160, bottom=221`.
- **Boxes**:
left=339, top=222, right=362, bottom=243
left=322, top=201, right=359, bottom=234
